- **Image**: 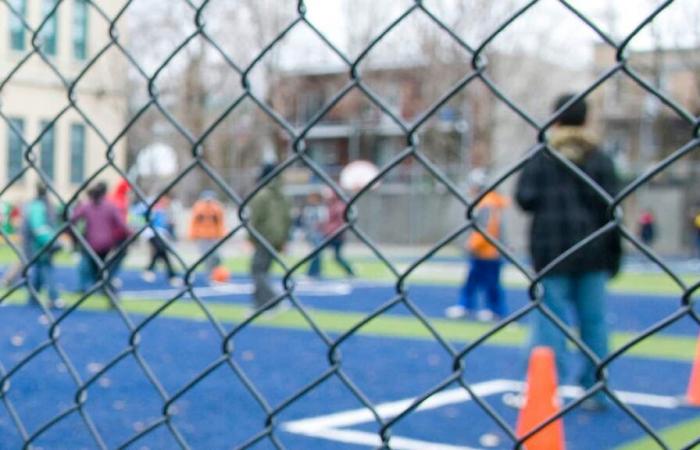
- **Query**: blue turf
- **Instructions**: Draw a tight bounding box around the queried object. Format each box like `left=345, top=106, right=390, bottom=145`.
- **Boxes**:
left=0, top=303, right=697, bottom=450
left=21, top=264, right=700, bottom=338
left=1, top=264, right=698, bottom=449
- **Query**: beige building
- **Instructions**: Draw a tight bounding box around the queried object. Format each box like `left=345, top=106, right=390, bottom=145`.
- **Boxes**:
left=591, top=45, right=700, bottom=253
left=0, top=0, right=127, bottom=202
left=592, top=45, right=699, bottom=177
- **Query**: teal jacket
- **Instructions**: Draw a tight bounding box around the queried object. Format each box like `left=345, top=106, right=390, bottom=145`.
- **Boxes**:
left=249, top=182, right=292, bottom=251
left=22, top=199, right=56, bottom=259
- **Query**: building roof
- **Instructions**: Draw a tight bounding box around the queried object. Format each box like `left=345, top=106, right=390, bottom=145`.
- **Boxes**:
left=279, top=58, right=433, bottom=77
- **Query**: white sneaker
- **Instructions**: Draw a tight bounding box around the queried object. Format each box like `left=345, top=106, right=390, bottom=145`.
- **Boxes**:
left=52, top=298, right=66, bottom=309
left=445, top=305, right=468, bottom=319
left=169, top=277, right=184, bottom=288
left=275, top=299, right=292, bottom=313
left=502, top=392, right=526, bottom=410
left=476, top=310, right=495, bottom=322
left=141, top=271, right=156, bottom=283
left=261, top=301, right=291, bottom=319
left=110, top=277, right=123, bottom=289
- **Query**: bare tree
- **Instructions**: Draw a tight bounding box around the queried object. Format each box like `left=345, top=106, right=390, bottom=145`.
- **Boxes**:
left=123, top=0, right=296, bottom=199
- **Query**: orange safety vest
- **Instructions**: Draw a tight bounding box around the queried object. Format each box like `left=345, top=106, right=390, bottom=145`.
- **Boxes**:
left=467, top=192, right=509, bottom=260
left=189, top=200, right=225, bottom=240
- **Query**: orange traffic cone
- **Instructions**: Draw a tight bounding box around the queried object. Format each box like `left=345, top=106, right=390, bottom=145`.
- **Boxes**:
left=516, top=346, right=566, bottom=450
left=687, top=333, right=700, bottom=406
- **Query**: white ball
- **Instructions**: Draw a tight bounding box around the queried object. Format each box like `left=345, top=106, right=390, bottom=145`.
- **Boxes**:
left=339, top=160, right=380, bottom=192
left=479, top=433, right=501, bottom=448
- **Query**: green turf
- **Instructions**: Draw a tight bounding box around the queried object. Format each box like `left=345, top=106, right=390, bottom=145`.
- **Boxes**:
left=221, top=254, right=697, bottom=296
left=2, top=241, right=696, bottom=296
left=608, top=272, right=696, bottom=296
left=7, top=292, right=695, bottom=363
left=0, top=243, right=74, bottom=266
left=222, top=254, right=397, bottom=282
left=614, top=417, right=700, bottom=450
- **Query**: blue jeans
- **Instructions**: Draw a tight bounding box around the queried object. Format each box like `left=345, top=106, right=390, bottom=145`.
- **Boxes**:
left=307, top=232, right=324, bottom=278
left=28, top=259, right=59, bottom=304
left=78, top=248, right=124, bottom=292
left=197, top=238, right=221, bottom=272
left=529, top=271, right=608, bottom=390
left=329, top=236, right=354, bottom=276
left=458, top=257, right=506, bottom=317
left=78, top=251, right=94, bottom=292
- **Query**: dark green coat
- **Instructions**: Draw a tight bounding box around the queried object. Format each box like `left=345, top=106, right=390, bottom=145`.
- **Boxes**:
left=249, top=182, right=292, bottom=251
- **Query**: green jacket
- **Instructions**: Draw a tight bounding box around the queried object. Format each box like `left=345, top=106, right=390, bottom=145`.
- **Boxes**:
left=249, top=182, right=292, bottom=251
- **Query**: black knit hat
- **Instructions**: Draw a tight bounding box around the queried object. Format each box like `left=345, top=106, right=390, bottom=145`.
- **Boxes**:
left=553, top=93, right=587, bottom=126
left=258, top=163, right=276, bottom=182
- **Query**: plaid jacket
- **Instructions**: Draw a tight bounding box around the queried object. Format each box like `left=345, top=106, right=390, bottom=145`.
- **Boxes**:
left=515, top=127, right=622, bottom=275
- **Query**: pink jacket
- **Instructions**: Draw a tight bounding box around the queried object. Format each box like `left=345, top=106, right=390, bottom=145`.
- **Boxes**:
left=322, top=196, right=346, bottom=237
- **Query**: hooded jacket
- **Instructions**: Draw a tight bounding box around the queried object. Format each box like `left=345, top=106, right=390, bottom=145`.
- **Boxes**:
left=516, top=126, right=622, bottom=275
left=322, top=193, right=346, bottom=238
left=108, top=178, right=131, bottom=221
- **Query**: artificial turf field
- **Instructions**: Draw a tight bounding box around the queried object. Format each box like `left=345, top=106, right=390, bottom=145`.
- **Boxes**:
left=0, top=265, right=698, bottom=449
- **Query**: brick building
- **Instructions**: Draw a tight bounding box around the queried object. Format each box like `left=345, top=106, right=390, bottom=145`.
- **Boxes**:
left=271, top=61, right=495, bottom=191
left=270, top=55, right=587, bottom=246
left=591, top=45, right=700, bottom=253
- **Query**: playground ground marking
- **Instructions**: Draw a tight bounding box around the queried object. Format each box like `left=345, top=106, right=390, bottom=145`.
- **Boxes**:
left=282, top=379, right=681, bottom=450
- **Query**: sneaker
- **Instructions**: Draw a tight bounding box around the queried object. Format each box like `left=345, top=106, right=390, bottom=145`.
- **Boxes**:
left=51, top=298, right=66, bottom=309
left=261, top=301, right=291, bottom=319
left=169, top=277, right=184, bottom=288
left=502, top=392, right=526, bottom=410
left=445, top=305, right=468, bottom=319
left=476, top=310, right=495, bottom=322
left=275, top=299, right=292, bottom=313
left=141, top=271, right=156, bottom=283
left=110, top=277, right=123, bottom=289
left=580, top=397, right=608, bottom=412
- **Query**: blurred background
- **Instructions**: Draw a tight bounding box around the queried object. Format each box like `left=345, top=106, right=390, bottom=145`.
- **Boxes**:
left=1, top=0, right=699, bottom=257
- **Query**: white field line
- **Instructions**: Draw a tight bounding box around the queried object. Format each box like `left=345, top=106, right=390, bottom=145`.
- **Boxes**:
left=557, top=385, right=681, bottom=409
left=292, top=427, right=480, bottom=450
left=283, top=380, right=515, bottom=432
left=282, top=379, right=682, bottom=449
left=120, top=280, right=353, bottom=299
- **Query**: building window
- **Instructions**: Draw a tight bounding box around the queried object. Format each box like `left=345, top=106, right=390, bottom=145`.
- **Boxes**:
left=7, top=118, right=25, bottom=179
left=39, top=121, right=55, bottom=181
left=298, top=90, right=325, bottom=124
left=8, top=0, right=27, bottom=51
left=72, top=0, right=88, bottom=60
left=41, top=0, right=59, bottom=56
left=69, top=123, right=85, bottom=183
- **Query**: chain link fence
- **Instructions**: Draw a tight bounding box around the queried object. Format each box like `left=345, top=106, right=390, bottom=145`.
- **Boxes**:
left=0, top=0, right=699, bottom=449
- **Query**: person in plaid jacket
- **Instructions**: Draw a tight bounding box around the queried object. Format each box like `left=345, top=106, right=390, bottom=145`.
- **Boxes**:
left=516, top=93, right=621, bottom=410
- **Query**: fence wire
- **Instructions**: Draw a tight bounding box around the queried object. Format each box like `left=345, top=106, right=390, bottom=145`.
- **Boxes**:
left=0, top=0, right=699, bottom=449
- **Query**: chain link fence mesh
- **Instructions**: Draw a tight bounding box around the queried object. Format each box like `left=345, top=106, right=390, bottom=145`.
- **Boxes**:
left=0, top=0, right=699, bottom=448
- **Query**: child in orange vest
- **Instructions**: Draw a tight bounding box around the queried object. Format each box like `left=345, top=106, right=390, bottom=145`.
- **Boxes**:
left=445, top=169, right=509, bottom=321
left=189, top=191, right=226, bottom=274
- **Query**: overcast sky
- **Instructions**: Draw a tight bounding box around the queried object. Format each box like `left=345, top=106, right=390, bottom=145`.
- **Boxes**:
left=294, top=0, right=699, bottom=66
left=123, top=0, right=699, bottom=77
